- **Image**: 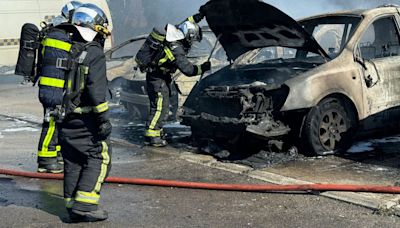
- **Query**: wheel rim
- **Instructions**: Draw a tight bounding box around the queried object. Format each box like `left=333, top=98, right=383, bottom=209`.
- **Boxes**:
left=318, top=110, right=347, bottom=151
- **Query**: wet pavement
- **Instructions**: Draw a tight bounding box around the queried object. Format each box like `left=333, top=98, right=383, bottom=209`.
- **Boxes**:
left=1, top=74, right=400, bottom=227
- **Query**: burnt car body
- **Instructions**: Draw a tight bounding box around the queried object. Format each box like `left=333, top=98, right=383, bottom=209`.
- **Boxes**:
left=106, top=28, right=228, bottom=120
left=181, top=0, right=400, bottom=155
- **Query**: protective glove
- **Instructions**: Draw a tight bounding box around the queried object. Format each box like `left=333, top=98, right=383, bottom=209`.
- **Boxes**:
left=199, top=4, right=207, bottom=16
left=192, top=13, right=205, bottom=23
left=97, top=120, right=112, bottom=140
left=201, top=61, right=211, bottom=73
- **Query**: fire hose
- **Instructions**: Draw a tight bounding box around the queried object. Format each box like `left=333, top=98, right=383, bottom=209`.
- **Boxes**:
left=1, top=168, right=400, bottom=194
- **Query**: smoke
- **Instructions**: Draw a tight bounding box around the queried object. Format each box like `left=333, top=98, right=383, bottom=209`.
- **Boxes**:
left=264, top=0, right=400, bottom=18
left=107, top=0, right=208, bottom=45
left=107, top=0, right=400, bottom=45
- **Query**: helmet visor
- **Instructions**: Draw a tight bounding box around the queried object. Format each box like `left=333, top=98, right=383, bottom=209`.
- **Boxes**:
left=178, top=22, right=202, bottom=43
left=71, top=11, right=95, bottom=29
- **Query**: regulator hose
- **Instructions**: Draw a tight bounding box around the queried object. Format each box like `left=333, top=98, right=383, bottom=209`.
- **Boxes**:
left=1, top=168, right=400, bottom=194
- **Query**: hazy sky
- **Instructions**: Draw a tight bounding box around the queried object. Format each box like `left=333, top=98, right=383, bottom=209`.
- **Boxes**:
left=265, top=0, right=400, bottom=18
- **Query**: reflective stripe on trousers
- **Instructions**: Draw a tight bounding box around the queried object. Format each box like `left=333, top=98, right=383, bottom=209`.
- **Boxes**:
left=74, top=141, right=110, bottom=206
left=145, top=129, right=162, bottom=137
left=145, top=92, right=163, bottom=137
left=38, top=117, right=59, bottom=158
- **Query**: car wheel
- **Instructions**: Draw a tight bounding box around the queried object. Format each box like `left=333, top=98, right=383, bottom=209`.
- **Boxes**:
left=302, top=97, right=357, bottom=156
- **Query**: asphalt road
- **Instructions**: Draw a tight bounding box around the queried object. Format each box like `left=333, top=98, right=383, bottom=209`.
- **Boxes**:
left=0, top=74, right=400, bottom=227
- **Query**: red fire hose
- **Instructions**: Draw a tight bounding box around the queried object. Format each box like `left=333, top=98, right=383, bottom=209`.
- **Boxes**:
left=1, top=168, right=400, bottom=194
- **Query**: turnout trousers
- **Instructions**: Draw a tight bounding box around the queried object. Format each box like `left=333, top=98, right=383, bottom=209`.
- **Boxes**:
left=60, top=114, right=112, bottom=212
left=145, top=75, right=170, bottom=138
left=37, top=106, right=61, bottom=165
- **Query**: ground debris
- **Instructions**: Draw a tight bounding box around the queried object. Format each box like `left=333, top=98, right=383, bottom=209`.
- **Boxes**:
left=197, top=140, right=305, bottom=169
left=230, top=150, right=306, bottom=169
left=377, top=201, right=400, bottom=217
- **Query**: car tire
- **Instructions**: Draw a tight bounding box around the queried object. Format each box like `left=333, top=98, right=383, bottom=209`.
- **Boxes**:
left=302, top=97, right=357, bottom=156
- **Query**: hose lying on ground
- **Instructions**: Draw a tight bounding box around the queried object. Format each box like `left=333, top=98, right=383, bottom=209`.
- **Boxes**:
left=1, top=168, right=400, bottom=194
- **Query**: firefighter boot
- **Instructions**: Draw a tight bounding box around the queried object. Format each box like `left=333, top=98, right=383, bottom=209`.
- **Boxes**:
left=37, top=163, right=63, bottom=174
left=69, top=209, right=108, bottom=222
left=151, top=137, right=168, bottom=147
left=145, top=137, right=168, bottom=147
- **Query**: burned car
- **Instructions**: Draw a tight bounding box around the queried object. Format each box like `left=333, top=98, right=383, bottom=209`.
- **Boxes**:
left=106, top=28, right=228, bottom=120
left=181, top=0, right=400, bottom=155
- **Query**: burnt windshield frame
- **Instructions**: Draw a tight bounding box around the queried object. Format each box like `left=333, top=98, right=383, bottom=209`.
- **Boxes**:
left=297, top=15, right=362, bottom=58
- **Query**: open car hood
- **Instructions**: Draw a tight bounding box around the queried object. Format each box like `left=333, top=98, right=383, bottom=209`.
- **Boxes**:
left=202, top=0, right=328, bottom=61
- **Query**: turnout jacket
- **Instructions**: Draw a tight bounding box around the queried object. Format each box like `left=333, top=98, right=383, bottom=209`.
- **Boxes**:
left=168, top=41, right=203, bottom=76
left=150, top=40, right=204, bottom=80
left=149, top=15, right=205, bottom=79
left=74, top=42, right=109, bottom=122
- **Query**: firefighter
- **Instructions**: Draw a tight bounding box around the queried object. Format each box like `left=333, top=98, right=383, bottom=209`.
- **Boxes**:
left=144, top=13, right=211, bottom=147
left=36, top=1, right=82, bottom=174
left=59, top=3, right=112, bottom=222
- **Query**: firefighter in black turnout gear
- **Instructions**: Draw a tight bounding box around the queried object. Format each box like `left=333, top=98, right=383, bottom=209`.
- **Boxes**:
left=15, top=1, right=83, bottom=174
left=37, top=1, right=83, bottom=174
left=138, top=12, right=211, bottom=147
left=58, top=3, right=112, bottom=222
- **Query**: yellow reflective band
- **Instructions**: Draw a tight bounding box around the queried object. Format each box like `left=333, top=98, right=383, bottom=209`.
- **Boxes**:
left=39, top=77, right=65, bottom=88
left=145, top=129, right=162, bottom=137
left=93, top=102, right=109, bottom=113
left=158, top=56, right=168, bottom=65
left=42, top=38, right=72, bottom=52
left=149, top=92, right=163, bottom=130
left=73, top=103, right=109, bottom=114
left=196, top=65, right=202, bottom=75
left=75, top=191, right=100, bottom=205
left=38, top=150, right=58, bottom=158
left=158, top=47, right=175, bottom=66
left=73, top=107, right=92, bottom=114
left=38, top=117, right=57, bottom=158
left=164, top=47, right=175, bottom=61
left=56, top=145, right=61, bottom=152
left=65, top=198, right=74, bottom=209
left=150, top=31, right=166, bottom=42
left=188, top=16, right=195, bottom=23
left=67, top=79, right=72, bottom=90
left=94, top=141, right=110, bottom=192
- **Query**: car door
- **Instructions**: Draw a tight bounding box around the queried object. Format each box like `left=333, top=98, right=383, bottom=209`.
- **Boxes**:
left=356, top=15, right=400, bottom=131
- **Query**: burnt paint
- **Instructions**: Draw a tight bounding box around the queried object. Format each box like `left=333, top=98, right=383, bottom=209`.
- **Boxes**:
left=184, top=60, right=319, bottom=113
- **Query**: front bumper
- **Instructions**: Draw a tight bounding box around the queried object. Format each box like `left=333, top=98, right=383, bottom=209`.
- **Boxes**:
left=181, top=84, right=291, bottom=140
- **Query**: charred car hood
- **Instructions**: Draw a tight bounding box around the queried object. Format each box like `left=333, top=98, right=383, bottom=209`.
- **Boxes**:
left=184, top=61, right=319, bottom=109
left=202, top=0, right=328, bottom=61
